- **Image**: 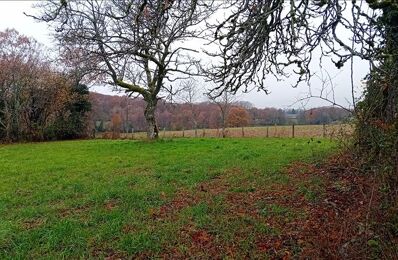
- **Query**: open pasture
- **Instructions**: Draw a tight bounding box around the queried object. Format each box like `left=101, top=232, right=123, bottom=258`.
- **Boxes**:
left=101, top=124, right=353, bottom=140
left=0, top=138, right=337, bottom=258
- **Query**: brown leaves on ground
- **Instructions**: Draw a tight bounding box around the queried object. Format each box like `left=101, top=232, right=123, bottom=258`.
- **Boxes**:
left=150, top=191, right=198, bottom=221
left=104, top=199, right=119, bottom=211
left=22, top=218, right=46, bottom=230
left=150, top=152, right=383, bottom=259
left=190, top=230, right=213, bottom=247
left=58, top=204, right=91, bottom=218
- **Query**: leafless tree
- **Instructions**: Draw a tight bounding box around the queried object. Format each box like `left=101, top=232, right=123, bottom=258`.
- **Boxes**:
left=205, top=0, right=381, bottom=95
left=29, top=0, right=216, bottom=139
left=294, top=68, right=355, bottom=114
left=208, top=89, right=236, bottom=138
left=0, top=29, right=52, bottom=141
left=179, top=78, right=202, bottom=135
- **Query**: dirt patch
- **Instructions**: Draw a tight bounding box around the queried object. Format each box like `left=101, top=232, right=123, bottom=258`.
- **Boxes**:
left=22, top=218, right=46, bottom=230
left=58, top=204, right=91, bottom=218
left=104, top=199, right=119, bottom=211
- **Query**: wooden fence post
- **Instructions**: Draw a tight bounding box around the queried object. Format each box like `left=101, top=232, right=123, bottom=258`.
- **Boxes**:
left=323, top=124, right=326, bottom=138
left=202, top=128, right=205, bottom=137
left=182, top=128, right=185, bottom=138
left=241, top=126, right=245, bottom=137
left=266, top=127, right=269, bottom=138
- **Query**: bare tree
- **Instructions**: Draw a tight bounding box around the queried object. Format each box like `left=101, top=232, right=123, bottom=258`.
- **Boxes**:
left=29, top=0, right=216, bottom=139
left=0, top=29, right=43, bottom=141
left=205, top=1, right=398, bottom=196
left=205, top=0, right=381, bottom=94
left=208, top=89, right=236, bottom=138
left=179, top=78, right=202, bottom=135
left=294, top=68, right=354, bottom=114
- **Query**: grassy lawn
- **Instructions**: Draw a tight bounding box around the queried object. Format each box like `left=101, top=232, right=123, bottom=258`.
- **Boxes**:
left=0, top=138, right=336, bottom=258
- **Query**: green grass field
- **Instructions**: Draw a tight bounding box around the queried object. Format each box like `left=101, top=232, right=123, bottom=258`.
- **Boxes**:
left=0, top=138, right=336, bottom=258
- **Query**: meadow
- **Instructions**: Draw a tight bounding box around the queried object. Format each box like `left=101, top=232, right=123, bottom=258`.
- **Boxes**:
left=0, top=138, right=337, bottom=258
left=100, top=124, right=353, bottom=140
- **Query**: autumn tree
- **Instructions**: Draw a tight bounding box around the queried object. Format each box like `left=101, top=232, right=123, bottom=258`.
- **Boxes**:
left=0, top=29, right=91, bottom=142
left=111, top=113, right=122, bottom=139
left=248, top=107, right=286, bottom=126
left=31, top=0, right=216, bottom=139
left=227, top=107, right=250, bottom=127
left=51, top=84, right=92, bottom=139
left=0, top=29, right=44, bottom=141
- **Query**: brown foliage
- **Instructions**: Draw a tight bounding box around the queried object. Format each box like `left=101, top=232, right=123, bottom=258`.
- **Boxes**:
left=0, top=29, right=90, bottom=142
left=90, top=92, right=351, bottom=135
left=111, top=113, right=122, bottom=139
left=227, top=106, right=250, bottom=127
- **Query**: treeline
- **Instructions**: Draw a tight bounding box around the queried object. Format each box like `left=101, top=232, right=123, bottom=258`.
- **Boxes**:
left=90, top=92, right=351, bottom=133
left=0, top=29, right=350, bottom=142
left=0, top=29, right=91, bottom=142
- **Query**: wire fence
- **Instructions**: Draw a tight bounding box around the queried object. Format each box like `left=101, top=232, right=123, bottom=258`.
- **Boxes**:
left=96, top=124, right=353, bottom=140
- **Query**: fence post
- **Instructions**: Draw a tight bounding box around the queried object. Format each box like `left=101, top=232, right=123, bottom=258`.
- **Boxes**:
left=266, top=127, right=269, bottom=138
left=130, top=128, right=134, bottom=140
left=195, top=128, right=197, bottom=138
left=241, top=126, right=245, bottom=137
left=292, top=124, right=295, bottom=138
left=202, top=128, right=205, bottom=137
left=323, top=124, right=326, bottom=138
left=182, top=128, right=185, bottom=138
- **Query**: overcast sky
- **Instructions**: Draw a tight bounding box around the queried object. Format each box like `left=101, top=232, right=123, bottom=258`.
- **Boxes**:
left=0, top=1, right=370, bottom=109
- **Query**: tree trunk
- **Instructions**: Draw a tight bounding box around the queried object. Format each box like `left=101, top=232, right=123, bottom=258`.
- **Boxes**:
left=144, top=97, right=159, bottom=139
left=221, top=113, right=226, bottom=138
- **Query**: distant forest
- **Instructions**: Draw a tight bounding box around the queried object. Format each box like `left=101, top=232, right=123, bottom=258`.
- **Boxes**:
left=89, top=92, right=351, bottom=133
